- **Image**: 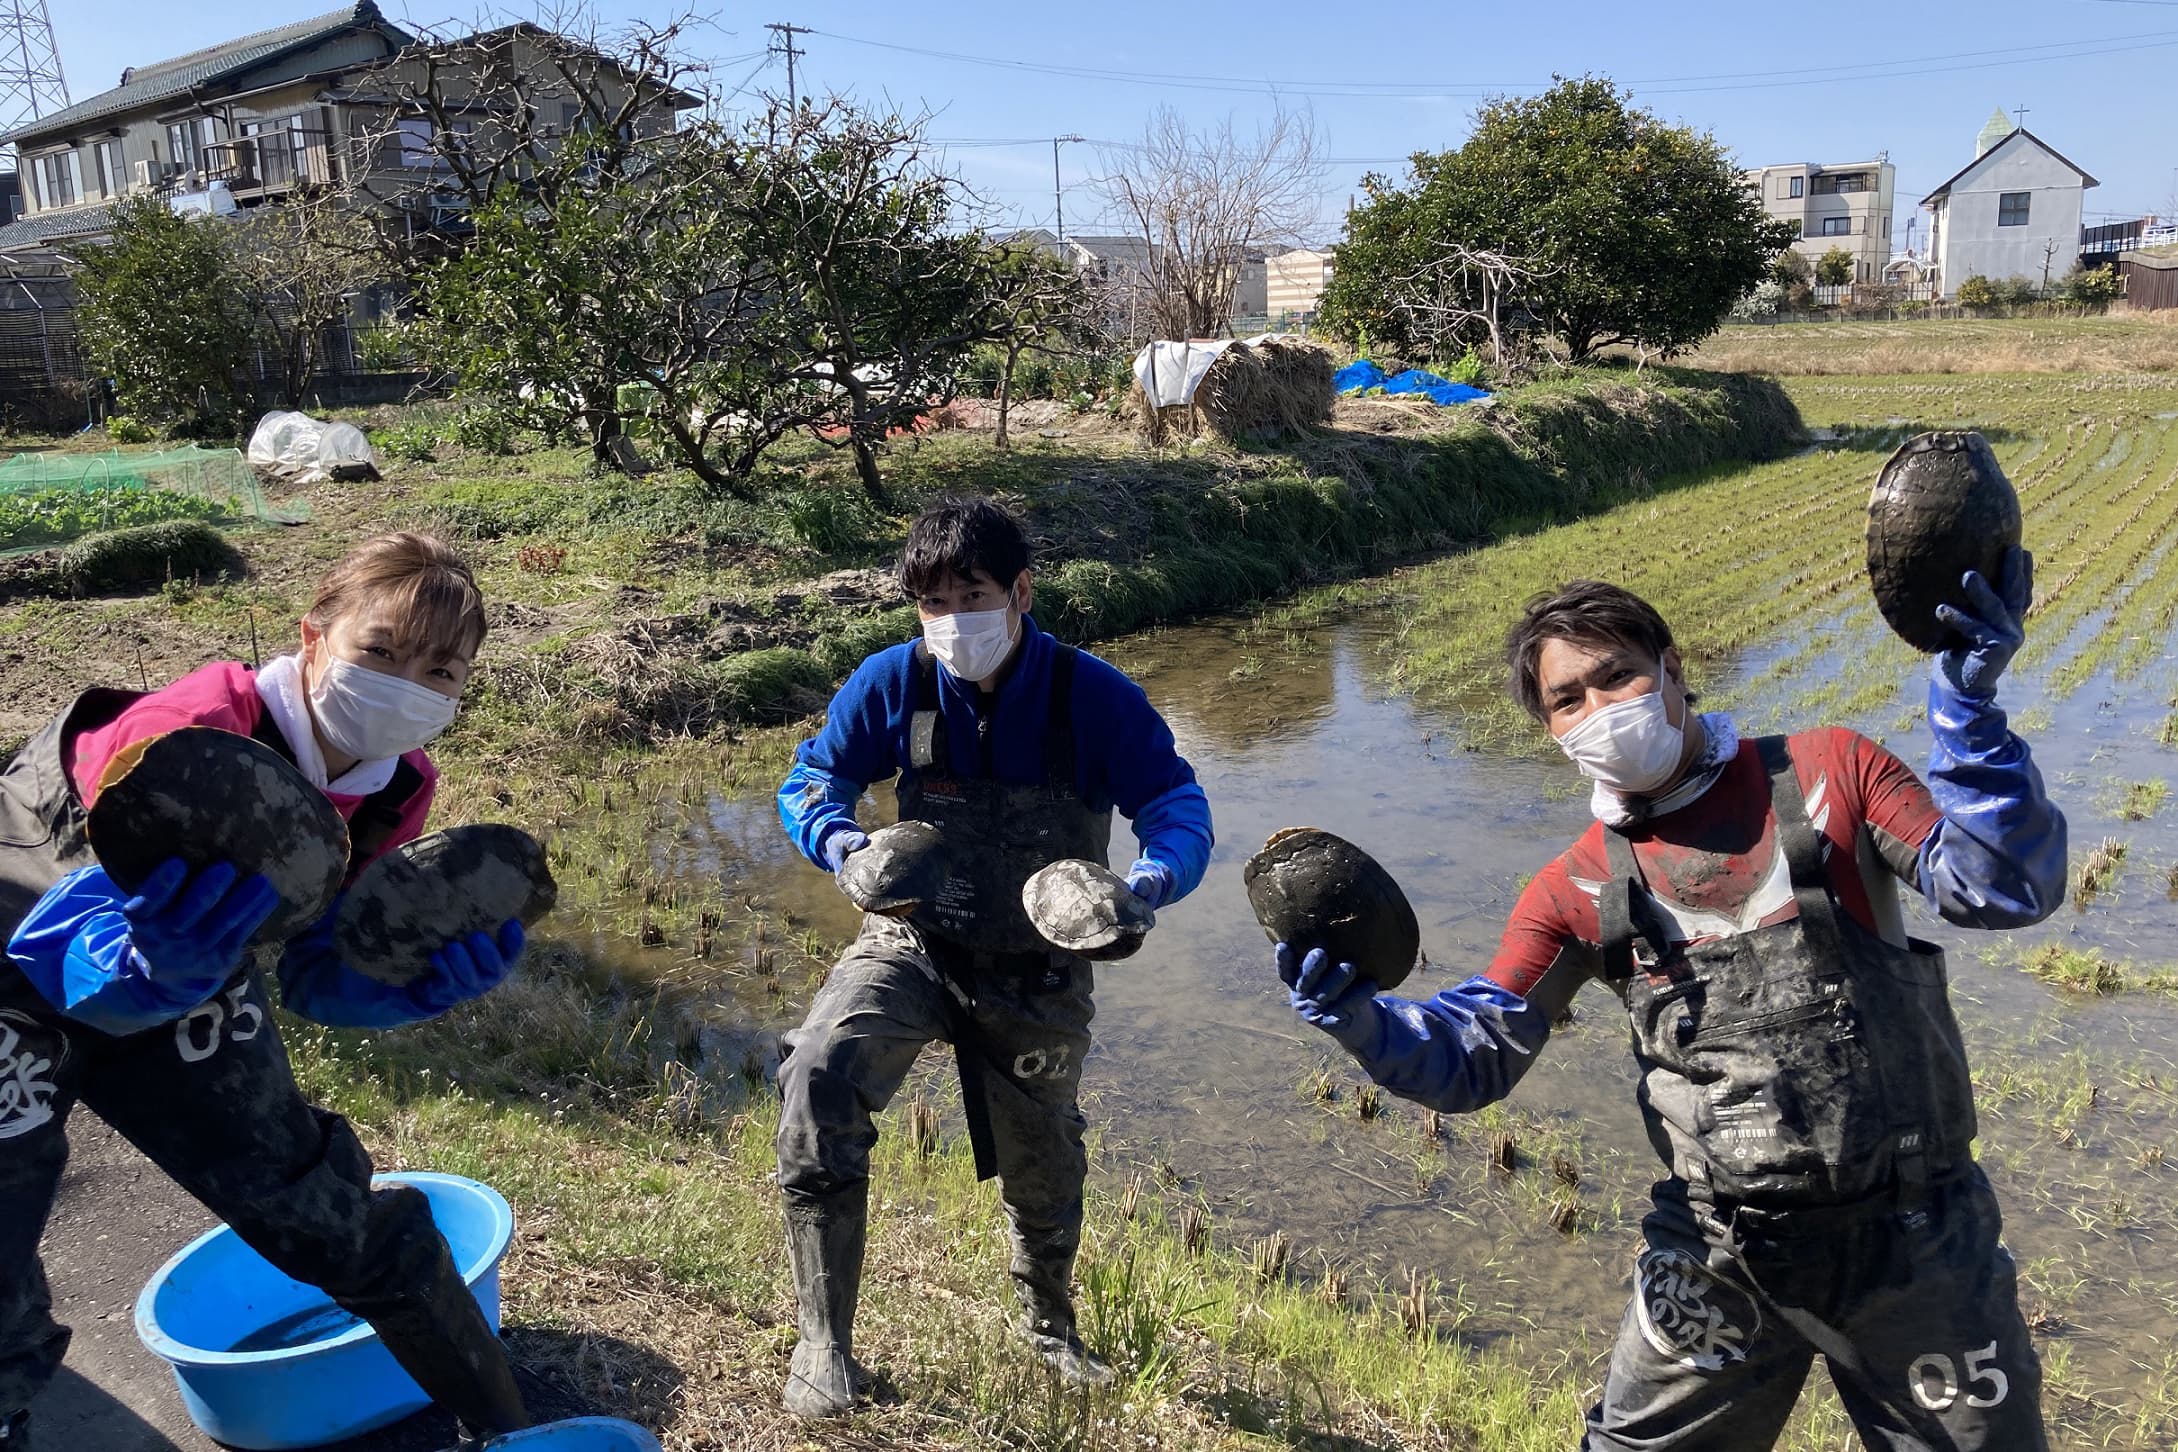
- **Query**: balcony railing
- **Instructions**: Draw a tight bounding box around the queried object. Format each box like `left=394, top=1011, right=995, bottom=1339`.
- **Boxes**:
left=200, top=128, right=335, bottom=193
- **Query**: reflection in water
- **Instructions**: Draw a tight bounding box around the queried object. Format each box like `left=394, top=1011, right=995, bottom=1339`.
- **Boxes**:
left=689, top=612, right=2178, bottom=1412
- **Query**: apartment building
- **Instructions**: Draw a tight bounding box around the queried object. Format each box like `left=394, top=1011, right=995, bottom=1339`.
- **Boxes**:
left=1265, top=247, right=1334, bottom=327
left=1742, top=159, right=1897, bottom=285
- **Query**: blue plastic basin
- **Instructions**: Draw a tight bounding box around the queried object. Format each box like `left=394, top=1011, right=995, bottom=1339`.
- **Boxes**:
left=134, top=1172, right=514, bottom=1451
left=487, top=1418, right=662, bottom=1451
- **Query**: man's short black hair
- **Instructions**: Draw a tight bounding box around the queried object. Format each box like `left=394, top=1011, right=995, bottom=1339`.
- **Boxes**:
left=1504, top=580, right=1683, bottom=722
left=899, top=496, right=1032, bottom=598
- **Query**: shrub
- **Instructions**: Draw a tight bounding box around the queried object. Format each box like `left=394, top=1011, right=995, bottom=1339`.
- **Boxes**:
left=1997, top=276, right=2038, bottom=307
left=372, top=421, right=440, bottom=463
left=2062, top=264, right=2122, bottom=308
left=57, top=520, right=243, bottom=593
left=355, top=324, right=417, bottom=372
left=105, top=414, right=156, bottom=444
left=1731, top=280, right=1786, bottom=320
left=1439, top=349, right=1487, bottom=387
left=1956, top=275, right=1998, bottom=308
left=450, top=402, right=519, bottom=455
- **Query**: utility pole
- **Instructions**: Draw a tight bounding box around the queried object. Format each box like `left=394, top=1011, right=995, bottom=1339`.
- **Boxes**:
left=767, top=22, right=809, bottom=116
left=1052, top=134, right=1082, bottom=244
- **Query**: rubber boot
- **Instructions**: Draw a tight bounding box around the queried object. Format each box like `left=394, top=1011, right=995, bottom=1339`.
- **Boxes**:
left=782, top=1190, right=868, bottom=1418
left=1010, top=1234, right=1112, bottom=1387
left=339, top=1192, right=529, bottom=1437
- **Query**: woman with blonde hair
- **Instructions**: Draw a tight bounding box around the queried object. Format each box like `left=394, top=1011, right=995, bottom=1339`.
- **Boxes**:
left=0, top=533, right=530, bottom=1448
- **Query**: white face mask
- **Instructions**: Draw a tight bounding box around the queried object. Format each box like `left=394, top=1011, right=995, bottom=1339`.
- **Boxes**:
left=923, top=603, right=1020, bottom=682
left=1556, top=688, right=1686, bottom=795
left=309, top=656, right=459, bottom=761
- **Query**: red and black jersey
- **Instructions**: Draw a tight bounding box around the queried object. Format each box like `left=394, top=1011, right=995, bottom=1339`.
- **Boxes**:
left=1486, top=727, right=1943, bottom=997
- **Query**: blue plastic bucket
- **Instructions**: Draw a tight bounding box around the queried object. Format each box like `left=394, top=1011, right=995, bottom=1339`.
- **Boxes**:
left=134, top=1171, right=515, bottom=1451
left=487, top=1418, right=662, bottom=1451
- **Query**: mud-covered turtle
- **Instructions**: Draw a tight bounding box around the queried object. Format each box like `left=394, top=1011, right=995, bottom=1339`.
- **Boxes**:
left=1022, top=859, right=1155, bottom=961
left=86, top=726, right=349, bottom=945
left=1243, top=827, right=1420, bottom=992
left=836, top=821, right=951, bottom=918
left=1866, top=430, right=2022, bottom=653
left=335, top=823, right=558, bottom=985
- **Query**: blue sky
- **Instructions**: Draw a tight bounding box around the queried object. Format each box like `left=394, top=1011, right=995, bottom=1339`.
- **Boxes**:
left=48, top=0, right=2178, bottom=252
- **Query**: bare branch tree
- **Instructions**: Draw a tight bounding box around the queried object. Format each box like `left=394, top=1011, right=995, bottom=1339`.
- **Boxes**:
left=341, top=6, right=707, bottom=268
left=224, top=189, right=384, bottom=406
left=1094, top=106, right=1325, bottom=341
left=1386, top=241, right=1558, bottom=367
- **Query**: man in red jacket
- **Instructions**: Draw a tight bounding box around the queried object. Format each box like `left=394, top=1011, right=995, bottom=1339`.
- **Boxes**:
left=1280, top=565, right=2063, bottom=1450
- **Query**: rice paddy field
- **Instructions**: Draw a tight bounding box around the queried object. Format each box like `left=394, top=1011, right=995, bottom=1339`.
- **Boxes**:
left=1682, top=312, right=2178, bottom=376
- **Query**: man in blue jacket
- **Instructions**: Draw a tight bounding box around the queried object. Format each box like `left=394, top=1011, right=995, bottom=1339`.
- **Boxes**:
left=1279, top=560, right=2063, bottom=1449
left=775, top=497, right=1213, bottom=1418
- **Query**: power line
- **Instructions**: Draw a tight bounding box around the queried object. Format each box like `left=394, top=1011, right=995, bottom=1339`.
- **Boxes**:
left=805, top=25, right=2178, bottom=100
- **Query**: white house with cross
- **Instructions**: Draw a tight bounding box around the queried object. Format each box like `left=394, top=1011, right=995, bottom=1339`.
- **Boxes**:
left=1921, top=110, right=2097, bottom=299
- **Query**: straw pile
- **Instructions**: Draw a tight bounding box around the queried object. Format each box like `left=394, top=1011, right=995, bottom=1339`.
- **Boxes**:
left=1133, top=338, right=1335, bottom=445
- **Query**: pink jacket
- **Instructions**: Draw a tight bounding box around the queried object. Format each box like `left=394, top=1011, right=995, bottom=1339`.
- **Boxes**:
left=63, top=661, right=438, bottom=881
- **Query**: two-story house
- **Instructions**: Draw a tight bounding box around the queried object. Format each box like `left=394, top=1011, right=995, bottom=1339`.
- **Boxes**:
left=0, top=1, right=693, bottom=259
left=1741, top=158, right=1897, bottom=287
left=0, top=3, right=413, bottom=255
left=1921, top=113, right=2097, bottom=299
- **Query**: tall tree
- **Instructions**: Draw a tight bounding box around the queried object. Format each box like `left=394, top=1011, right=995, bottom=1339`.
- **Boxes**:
left=1095, top=106, right=1324, bottom=340
left=1322, top=77, right=1795, bottom=362
left=65, top=197, right=252, bottom=430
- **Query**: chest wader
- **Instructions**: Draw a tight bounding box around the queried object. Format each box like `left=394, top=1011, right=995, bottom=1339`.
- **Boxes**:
left=0, top=692, right=526, bottom=1440
left=906, top=641, right=1116, bottom=1383
left=895, top=641, right=1113, bottom=1180
left=1601, top=736, right=1977, bottom=1211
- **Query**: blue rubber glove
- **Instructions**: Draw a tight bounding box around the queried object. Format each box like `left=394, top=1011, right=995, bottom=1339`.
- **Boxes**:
left=1276, top=943, right=1552, bottom=1113
left=1278, top=943, right=1381, bottom=1050
left=7, top=861, right=274, bottom=1035
left=822, top=828, right=871, bottom=875
left=1124, top=858, right=1175, bottom=910
left=279, top=903, right=524, bottom=1029
left=1935, top=547, right=2030, bottom=700
left=406, top=921, right=523, bottom=1018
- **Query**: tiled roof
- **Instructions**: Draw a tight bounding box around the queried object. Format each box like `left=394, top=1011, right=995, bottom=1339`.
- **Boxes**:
left=0, top=203, right=116, bottom=253
left=3, top=3, right=393, bottom=146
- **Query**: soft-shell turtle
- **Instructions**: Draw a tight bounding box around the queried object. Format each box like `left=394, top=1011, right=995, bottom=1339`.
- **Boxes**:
left=836, top=821, right=951, bottom=918
left=335, top=823, right=558, bottom=985
left=1243, top=827, right=1420, bottom=992
left=1022, top=859, right=1154, bottom=961
left=86, top=727, right=348, bottom=945
left=1866, top=430, right=2022, bottom=653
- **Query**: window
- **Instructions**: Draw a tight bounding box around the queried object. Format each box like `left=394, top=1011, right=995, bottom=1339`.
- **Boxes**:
left=93, top=140, right=122, bottom=198
left=1786, top=175, right=1803, bottom=199
left=1998, top=191, right=2030, bottom=227
left=1813, top=173, right=1867, bottom=196
left=167, top=121, right=196, bottom=173
left=397, top=117, right=435, bottom=167
left=32, top=149, right=79, bottom=209
left=1821, top=216, right=1851, bottom=236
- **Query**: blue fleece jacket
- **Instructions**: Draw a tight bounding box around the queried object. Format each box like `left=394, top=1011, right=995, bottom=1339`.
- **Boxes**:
left=778, top=615, right=1213, bottom=900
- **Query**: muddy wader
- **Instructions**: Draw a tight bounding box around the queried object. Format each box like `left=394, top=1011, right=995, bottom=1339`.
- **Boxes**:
left=1584, top=737, right=2045, bottom=1452
left=776, top=645, right=1112, bottom=1415
left=0, top=691, right=526, bottom=1442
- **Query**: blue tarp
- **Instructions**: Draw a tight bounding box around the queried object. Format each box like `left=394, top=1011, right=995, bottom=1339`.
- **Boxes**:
left=1333, top=358, right=1491, bottom=406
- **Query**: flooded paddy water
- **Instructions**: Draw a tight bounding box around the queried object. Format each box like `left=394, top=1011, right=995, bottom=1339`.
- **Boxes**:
left=590, top=373, right=2178, bottom=1445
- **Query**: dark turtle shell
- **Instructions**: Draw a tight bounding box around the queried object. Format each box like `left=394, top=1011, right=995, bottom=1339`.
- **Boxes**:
left=86, top=727, right=348, bottom=945
left=1243, top=827, right=1419, bottom=992
left=1866, top=430, right=2021, bottom=653
left=836, top=821, right=951, bottom=918
left=1022, top=859, right=1154, bottom=961
left=335, top=824, right=558, bottom=985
